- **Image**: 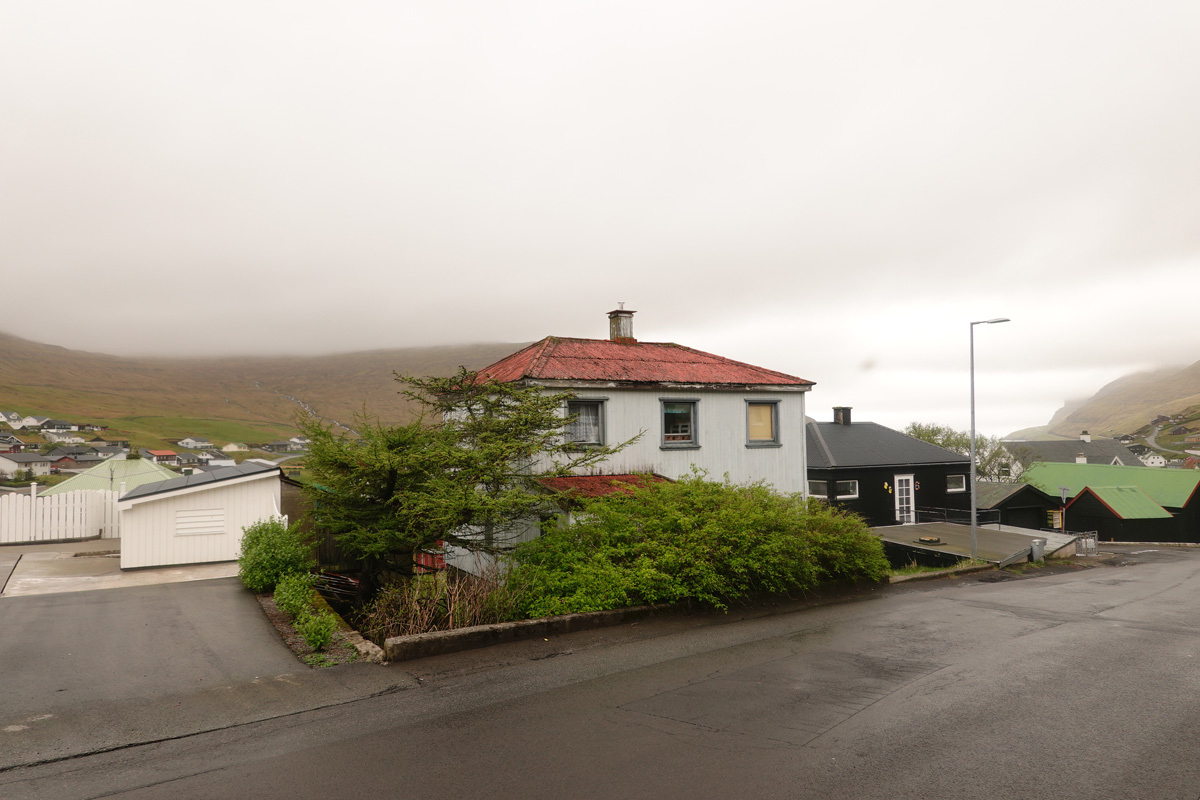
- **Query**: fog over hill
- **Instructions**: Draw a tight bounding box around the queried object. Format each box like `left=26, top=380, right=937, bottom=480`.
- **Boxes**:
left=0, top=330, right=526, bottom=443
left=1040, top=359, right=1200, bottom=437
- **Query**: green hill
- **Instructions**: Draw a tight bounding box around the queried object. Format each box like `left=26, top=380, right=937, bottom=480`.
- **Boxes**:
left=1042, top=359, right=1200, bottom=438
left=0, top=331, right=526, bottom=449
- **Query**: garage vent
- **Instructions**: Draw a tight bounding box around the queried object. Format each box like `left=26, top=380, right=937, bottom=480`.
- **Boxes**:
left=175, top=508, right=225, bottom=536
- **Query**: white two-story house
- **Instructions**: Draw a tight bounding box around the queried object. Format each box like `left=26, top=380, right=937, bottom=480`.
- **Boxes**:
left=445, top=308, right=814, bottom=572
left=479, top=308, right=814, bottom=493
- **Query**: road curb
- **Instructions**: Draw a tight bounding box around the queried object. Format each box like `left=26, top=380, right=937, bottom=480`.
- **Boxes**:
left=384, top=603, right=673, bottom=663
left=889, top=563, right=995, bottom=584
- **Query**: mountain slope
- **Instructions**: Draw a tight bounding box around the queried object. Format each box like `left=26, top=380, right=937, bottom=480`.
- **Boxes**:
left=0, top=331, right=526, bottom=446
left=1045, top=360, right=1200, bottom=436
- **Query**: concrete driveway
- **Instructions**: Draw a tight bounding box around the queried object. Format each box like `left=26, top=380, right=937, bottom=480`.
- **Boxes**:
left=0, top=538, right=238, bottom=597
left=0, top=541, right=403, bottom=770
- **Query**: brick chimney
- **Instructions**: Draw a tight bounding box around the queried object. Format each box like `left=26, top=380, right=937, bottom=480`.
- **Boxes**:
left=608, top=304, right=636, bottom=342
left=833, top=407, right=852, bottom=425
left=1080, top=430, right=1091, bottom=443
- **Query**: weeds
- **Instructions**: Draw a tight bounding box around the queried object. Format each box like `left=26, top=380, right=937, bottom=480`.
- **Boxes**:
left=356, top=565, right=521, bottom=645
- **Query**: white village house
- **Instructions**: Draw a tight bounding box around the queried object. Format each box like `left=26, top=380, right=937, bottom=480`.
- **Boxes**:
left=446, top=308, right=813, bottom=569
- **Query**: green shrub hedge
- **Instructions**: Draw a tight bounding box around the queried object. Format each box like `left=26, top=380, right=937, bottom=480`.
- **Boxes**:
left=507, top=472, right=888, bottom=618
left=237, top=517, right=316, bottom=593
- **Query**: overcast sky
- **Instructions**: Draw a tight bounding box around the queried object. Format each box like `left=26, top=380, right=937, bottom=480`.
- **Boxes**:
left=3, top=1, right=1198, bottom=437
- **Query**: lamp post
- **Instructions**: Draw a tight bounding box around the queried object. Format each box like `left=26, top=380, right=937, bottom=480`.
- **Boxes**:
left=970, top=317, right=1010, bottom=560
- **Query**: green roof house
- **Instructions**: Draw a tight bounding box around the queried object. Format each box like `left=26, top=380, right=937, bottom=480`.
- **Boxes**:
left=41, top=457, right=178, bottom=496
left=1024, top=462, right=1200, bottom=542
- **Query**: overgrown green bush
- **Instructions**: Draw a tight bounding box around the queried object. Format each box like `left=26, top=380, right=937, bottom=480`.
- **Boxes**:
left=295, top=608, right=338, bottom=651
left=238, top=517, right=316, bottom=593
left=274, top=572, right=317, bottom=619
left=508, top=472, right=887, bottom=617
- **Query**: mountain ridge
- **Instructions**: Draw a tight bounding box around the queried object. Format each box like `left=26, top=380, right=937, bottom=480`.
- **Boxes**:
left=0, top=330, right=527, bottom=447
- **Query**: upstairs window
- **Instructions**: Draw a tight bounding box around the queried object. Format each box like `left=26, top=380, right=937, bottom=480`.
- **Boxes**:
left=662, top=400, right=698, bottom=448
left=566, top=400, right=604, bottom=446
left=747, top=401, right=781, bottom=446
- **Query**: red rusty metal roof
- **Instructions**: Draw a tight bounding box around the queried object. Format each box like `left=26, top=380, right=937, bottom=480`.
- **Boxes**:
left=538, top=473, right=670, bottom=498
left=479, top=337, right=812, bottom=387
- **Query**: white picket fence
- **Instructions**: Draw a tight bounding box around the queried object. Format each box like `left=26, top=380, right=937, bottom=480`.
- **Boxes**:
left=0, top=488, right=121, bottom=544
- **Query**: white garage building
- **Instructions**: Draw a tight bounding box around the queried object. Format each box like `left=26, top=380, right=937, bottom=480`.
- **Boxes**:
left=117, top=462, right=283, bottom=570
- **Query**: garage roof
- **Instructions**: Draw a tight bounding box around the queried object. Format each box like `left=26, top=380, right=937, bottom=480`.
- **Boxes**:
left=120, top=462, right=280, bottom=501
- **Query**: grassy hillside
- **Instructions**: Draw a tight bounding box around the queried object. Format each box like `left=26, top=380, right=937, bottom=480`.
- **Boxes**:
left=1045, top=359, right=1200, bottom=437
left=0, top=331, right=526, bottom=449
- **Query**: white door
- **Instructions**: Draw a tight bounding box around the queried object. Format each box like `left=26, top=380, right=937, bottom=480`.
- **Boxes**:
left=895, top=474, right=915, bottom=524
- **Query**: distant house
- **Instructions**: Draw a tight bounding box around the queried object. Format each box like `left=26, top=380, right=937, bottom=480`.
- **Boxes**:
left=42, top=457, right=175, bottom=495
left=42, top=420, right=78, bottom=432
left=1003, top=431, right=1144, bottom=473
left=1140, top=453, right=1167, bottom=468
left=0, top=453, right=53, bottom=477
left=176, top=451, right=201, bottom=466
left=806, top=408, right=971, bottom=527
left=196, top=451, right=237, bottom=467
left=178, top=437, right=213, bottom=450
left=142, top=449, right=180, bottom=466
left=21, top=416, right=49, bottom=430
left=1170, top=426, right=1191, bottom=436
left=221, top=442, right=249, bottom=453
left=42, top=431, right=86, bottom=444
left=1114, top=434, right=1135, bottom=443
left=287, top=436, right=310, bottom=450
left=0, top=411, right=24, bottom=429
left=262, top=441, right=294, bottom=453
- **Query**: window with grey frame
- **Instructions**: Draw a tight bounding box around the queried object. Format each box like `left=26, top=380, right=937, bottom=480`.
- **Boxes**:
left=746, top=400, right=780, bottom=446
left=565, top=399, right=604, bottom=446
left=661, top=400, right=698, bottom=447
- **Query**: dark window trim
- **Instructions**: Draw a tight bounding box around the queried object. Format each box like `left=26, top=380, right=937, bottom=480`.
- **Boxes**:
left=745, top=399, right=782, bottom=448
left=660, top=397, right=700, bottom=450
left=565, top=397, right=608, bottom=448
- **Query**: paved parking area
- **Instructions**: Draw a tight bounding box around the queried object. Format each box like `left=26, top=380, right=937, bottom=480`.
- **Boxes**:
left=0, top=538, right=238, bottom=596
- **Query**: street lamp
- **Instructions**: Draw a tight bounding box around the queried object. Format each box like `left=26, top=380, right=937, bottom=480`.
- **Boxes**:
left=970, top=317, right=1010, bottom=560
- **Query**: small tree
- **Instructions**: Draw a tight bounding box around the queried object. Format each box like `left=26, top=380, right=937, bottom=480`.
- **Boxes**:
left=904, top=422, right=1015, bottom=481
left=299, top=368, right=634, bottom=603
left=298, top=413, right=457, bottom=599
left=398, top=367, right=635, bottom=552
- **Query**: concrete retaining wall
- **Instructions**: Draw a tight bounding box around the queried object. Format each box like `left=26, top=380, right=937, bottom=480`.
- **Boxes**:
left=384, top=603, right=671, bottom=663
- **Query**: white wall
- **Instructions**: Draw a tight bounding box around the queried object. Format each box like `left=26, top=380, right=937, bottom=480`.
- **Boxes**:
left=118, top=474, right=282, bottom=569
left=543, top=387, right=809, bottom=494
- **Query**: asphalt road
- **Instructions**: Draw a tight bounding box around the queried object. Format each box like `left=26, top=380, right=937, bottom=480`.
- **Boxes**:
left=7, top=548, right=1200, bottom=799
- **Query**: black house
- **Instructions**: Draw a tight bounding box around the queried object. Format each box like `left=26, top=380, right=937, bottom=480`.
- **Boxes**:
left=975, top=481, right=1061, bottom=531
left=806, top=408, right=972, bottom=527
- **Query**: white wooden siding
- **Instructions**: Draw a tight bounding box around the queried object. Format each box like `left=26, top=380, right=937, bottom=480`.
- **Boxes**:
left=0, top=489, right=121, bottom=543
left=545, top=388, right=808, bottom=493
left=118, top=475, right=281, bottom=569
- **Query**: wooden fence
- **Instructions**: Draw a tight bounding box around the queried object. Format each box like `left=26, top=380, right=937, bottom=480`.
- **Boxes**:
left=0, top=488, right=121, bottom=544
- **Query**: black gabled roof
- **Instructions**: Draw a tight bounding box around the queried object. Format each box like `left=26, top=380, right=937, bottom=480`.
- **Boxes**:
left=121, top=461, right=280, bottom=501
left=806, top=421, right=970, bottom=470
left=974, top=481, right=1058, bottom=509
